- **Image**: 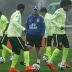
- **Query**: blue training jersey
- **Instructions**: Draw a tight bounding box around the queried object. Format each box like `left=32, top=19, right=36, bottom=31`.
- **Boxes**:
left=25, top=14, right=45, bottom=37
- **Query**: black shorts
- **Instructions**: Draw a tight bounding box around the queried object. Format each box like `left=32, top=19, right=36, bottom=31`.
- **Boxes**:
left=26, top=34, right=42, bottom=47
left=53, top=34, right=69, bottom=49
left=8, top=37, right=28, bottom=53
left=0, top=34, right=8, bottom=49
left=1, top=34, right=8, bottom=45
left=46, top=36, right=53, bottom=46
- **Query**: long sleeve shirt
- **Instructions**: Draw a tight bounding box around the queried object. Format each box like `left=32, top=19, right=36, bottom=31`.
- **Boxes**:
left=0, top=19, right=3, bottom=36
left=50, top=8, right=66, bottom=34
left=7, top=10, right=26, bottom=37
left=1, top=15, right=9, bottom=34
left=44, top=13, right=53, bottom=38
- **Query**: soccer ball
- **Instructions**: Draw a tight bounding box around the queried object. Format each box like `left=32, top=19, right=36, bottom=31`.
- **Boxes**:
left=0, top=57, right=5, bottom=63
left=58, top=62, right=66, bottom=70
left=42, top=56, right=48, bottom=62
left=32, top=64, right=40, bottom=71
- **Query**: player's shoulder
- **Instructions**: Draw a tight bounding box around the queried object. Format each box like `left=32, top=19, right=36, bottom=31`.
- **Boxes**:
left=44, top=13, right=52, bottom=20
left=12, top=10, right=21, bottom=18
left=56, top=8, right=63, bottom=13
left=27, top=14, right=32, bottom=20
left=38, top=14, right=44, bottom=20
left=1, top=15, right=6, bottom=18
left=28, top=14, right=32, bottom=18
left=38, top=14, right=43, bottom=18
left=45, top=13, right=52, bottom=18
left=1, top=15, right=7, bottom=20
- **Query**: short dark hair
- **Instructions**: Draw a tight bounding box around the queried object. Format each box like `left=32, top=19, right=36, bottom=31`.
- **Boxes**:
left=40, top=8, right=47, bottom=13
left=60, top=0, right=71, bottom=7
left=17, top=4, right=25, bottom=10
left=0, top=11, right=2, bottom=15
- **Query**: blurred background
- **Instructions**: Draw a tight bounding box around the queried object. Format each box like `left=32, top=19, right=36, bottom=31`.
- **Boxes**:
left=0, top=0, right=72, bottom=46
left=0, top=0, right=61, bottom=23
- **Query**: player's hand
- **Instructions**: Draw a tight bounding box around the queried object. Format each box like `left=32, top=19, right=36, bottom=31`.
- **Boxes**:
left=60, top=26, right=65, bottom=30
left=24, top=29, right=28, bottom=32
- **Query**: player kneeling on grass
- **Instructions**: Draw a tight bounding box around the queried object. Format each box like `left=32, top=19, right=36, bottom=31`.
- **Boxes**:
left=7, top=4, right=36, bottom=72
left=46, top=0, right=71, bottom=70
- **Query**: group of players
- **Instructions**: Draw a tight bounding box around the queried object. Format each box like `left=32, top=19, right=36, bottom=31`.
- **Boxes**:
left=0, top=0, right=72, bottom=72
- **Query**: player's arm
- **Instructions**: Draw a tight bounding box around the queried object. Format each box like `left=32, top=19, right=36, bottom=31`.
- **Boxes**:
left=3, top=23, right=9, bottom=34
left=50, top=10, right=64, bottom=29
left=13, top=14, right=27, bottom=32
left=41, top=18, right=45, bottom=37
left=44, top=18, right=49, bottom=38
left=3, top=16, right=9, bottom=34
left=0, top=19, right=3, bottom=38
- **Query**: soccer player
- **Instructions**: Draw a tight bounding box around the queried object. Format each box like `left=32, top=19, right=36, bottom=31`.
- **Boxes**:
left=40, top=8, right=53, bottom=60
left=25, top=6, right=45, bottom=67
left=0, top=11, right=12, bottom=62
left=0, top=11, right=3, bottom=55
left=46, top=0, right=71, bottom=70
left=8, top=4, right=36, bottom=72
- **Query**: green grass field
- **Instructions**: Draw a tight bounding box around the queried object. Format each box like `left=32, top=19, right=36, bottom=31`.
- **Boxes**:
left=0, top=48, right=72, bottom=72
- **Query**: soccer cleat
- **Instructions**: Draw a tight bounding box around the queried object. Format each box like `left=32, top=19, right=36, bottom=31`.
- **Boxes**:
left=9, top=68, right=20, bottom=72
left=65, top=62, right=70, bottom=68
left=25, top=66, right=36, bottom=71
left=47, top=63, right=55, bottom=70
left=20, top=61, right=26, bottom=66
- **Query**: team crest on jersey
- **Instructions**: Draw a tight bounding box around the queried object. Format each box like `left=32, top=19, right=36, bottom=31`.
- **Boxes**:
left=4, top=20, right=6, bottom=23
left=29, top=23, right=37, bottom=29
left=16, top=15, right=19, bottom=18
left=32, top=23, right=36, bottom=27
left=37, top=19, right=40, bottom=22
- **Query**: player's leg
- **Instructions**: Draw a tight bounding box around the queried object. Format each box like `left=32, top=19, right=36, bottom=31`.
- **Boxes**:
left=9, top=37, right=20, bottom=72
left=0, top=49, right=2, bottom=52
left=44, top=36, right=53, bottom=60
left=2, top=45, right=12, bottom=53
left=17, top=37, right=36, bottom=71
left=9, top=52, right=14, bottom=62
left=20, top=34, right=33, bottom=66
left=47, top=34, right=62, bottom=70
left=0, top=38, right=2, bottom=57
left=62, top=34, right=70, bottom=68
left=35, top=35, right=42, bottom=67
left=1, top=34, right=12, bottom=61
left=36, top=47, right=41, bottom=64
left=2, top=34, right=12, bottom=53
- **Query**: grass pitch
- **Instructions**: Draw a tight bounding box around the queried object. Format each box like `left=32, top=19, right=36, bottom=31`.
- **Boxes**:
left=0, top=48, right=72, bottom=72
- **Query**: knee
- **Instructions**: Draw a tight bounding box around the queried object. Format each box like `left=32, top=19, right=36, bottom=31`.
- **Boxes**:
left=15, top=51, right=20, bottom=55
left=24, top=46, right=29, bottom=51
left=57, top=47, right=62, bottom=50
left=36, top=47, right=40, bottom=52
left=64, top=45, right=70, bottom=48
